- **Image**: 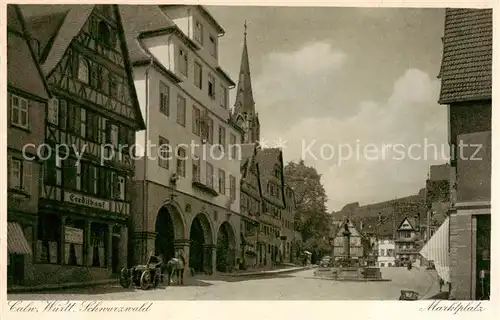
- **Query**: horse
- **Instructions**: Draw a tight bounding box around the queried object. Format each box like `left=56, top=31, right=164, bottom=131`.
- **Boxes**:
left=164, top=253, right=186, bottom=285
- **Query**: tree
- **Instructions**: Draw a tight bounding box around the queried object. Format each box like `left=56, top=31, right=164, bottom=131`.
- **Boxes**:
left=284, top=160, right=331, bottom=247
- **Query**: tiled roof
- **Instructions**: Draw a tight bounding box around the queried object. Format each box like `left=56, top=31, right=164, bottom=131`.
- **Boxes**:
left=7, top=5, right=50, bottom=100
left=119, top=5, right=174, bottom=63
left=21, top=5, right=94, bottom=75
left=255, top=148, right=282, bottom=176
left=20, top=5, right=146, bottom=130
left=438, top=8, right=492, bottom=104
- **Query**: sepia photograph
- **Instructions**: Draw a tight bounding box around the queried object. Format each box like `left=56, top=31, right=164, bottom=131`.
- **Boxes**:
left=5, top=3, right=491, bottom=303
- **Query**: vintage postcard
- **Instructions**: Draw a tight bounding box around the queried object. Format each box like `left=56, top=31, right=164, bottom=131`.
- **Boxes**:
left=3, top=0, right=495, bottom=318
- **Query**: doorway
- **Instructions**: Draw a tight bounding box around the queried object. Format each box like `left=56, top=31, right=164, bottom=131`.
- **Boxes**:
left=112, top=235, right=119, bottom=273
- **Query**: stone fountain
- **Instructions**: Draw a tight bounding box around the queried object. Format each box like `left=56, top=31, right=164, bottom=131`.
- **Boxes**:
left=314, top=219, right=388, bottom=281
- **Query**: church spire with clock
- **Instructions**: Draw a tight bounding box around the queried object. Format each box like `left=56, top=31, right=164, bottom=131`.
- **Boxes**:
left=231, top=20, right=260, bottom=144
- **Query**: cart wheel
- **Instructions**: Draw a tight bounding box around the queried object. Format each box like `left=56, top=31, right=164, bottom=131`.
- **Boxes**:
left=140, top=270, right=151, bottom=290
left=120, top=268, right=131, bottom=288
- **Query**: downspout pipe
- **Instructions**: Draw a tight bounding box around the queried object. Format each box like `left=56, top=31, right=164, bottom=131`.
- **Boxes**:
left=142, top=56, right=154, bottom=262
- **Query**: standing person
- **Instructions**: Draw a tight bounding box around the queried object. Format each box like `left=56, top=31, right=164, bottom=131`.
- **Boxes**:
left=439, top=277, right=444, bottom=292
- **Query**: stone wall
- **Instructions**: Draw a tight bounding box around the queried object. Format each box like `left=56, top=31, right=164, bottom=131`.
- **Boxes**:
left=449, top=213, right=473, bottom=300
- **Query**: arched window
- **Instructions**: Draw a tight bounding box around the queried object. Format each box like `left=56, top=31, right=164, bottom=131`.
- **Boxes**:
left=98, top=21, right=111, bottom=47
left=78, top=58, right=90, bottom=84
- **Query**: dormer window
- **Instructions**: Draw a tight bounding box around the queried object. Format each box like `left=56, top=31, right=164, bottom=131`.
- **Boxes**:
left=98, top=21, right=111, bottom=47
left=195, top=20, right=204, bottom=44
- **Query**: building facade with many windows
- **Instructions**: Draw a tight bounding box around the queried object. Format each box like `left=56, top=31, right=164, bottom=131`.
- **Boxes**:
left=17, top=4, right=145, bottom=285
left=123, top=5, right=243, bottom=274
left=7, top=5, right=52, bottom=287
left=394, top=217, right=421, bottom=267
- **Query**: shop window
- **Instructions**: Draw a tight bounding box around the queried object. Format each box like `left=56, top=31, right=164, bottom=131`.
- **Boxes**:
left=64, top=219, right=84, bottom=266
left=91, top=223, right=108, bottom=267
left=37, top=214, right=61, bottom=264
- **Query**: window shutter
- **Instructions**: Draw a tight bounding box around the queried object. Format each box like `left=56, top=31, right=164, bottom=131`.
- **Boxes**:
left=23, top=161, right=33, bottom=194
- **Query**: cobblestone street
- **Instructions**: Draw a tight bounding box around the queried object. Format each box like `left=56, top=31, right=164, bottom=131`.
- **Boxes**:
left=9, top=267, right=442, bottom=300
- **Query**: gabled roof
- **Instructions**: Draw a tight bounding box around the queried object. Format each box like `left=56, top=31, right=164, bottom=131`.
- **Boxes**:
left=256, top=147, right=286, bottom=205
left=21, top=5, right=146, bottom=130
left=21, top=5, right=94, bottom=76
left=240, top=143, right=258, bottom=178
left=438, top=8, right=492, bottom=104
left=7, top=4, right=51, bottom=100
left=397, top=217, right=416, bottom=231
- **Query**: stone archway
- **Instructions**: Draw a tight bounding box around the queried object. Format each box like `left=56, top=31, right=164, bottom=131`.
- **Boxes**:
left=189, top=213, right=213, bottom=273
left=155, top=204, right=186, bottom=262
left=216, top=222, right=236, bottom=272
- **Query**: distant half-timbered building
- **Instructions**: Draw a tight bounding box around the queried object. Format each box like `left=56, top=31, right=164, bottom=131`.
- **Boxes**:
left=20, top=4, right=145, bottom=285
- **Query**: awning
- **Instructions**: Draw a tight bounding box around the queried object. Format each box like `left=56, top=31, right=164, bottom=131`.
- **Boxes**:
left=8, top=222, right=32, bottom=255
left=420, top=217, right=450, bottom=282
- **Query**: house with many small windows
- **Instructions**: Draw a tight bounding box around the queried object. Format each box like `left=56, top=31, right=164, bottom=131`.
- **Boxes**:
left=15, top=4, right=145, bottom=286
left=122, top=5, right=243, bottom=275
left=7, top=5, right=52, bottom=287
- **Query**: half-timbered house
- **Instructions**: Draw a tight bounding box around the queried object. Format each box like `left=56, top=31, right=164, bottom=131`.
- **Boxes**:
left=239, top=143, right=261, bottom=268
left=255, top=148, right=287, bottom=266
left=20, top=4, right=145, bottom=285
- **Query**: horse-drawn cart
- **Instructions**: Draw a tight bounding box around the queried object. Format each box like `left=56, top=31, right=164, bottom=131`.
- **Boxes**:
left=120, top=255, right=163, bottom=290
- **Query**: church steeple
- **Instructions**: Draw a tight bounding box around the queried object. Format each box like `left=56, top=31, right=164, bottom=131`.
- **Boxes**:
left=232, top=20, right=259, bottom=144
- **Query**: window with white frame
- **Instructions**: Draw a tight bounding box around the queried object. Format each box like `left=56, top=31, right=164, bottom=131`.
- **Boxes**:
left=206, top=162, right=214, bottom=188
left=78, top=57, right=90, bottom=84
left=194, top=61, right=203, bottom=89
left=47, top=98, right=59, bottom=125
left=192, top=158, right=200, bottom=182
left=219, top=84, right=227, bottom=108
left=111, top=172, right=126, bottom=200
left=192, top=105, right=201, bottom=136
left=218, top=169, right=226, bottom=194
left=195, top=20, right=204, bottom=44
left=179, top=48, right=188, bottom=76
left=218, top=125, right=226, bottom=148
left=229, top=133, right=237, bottom=158
left=8, top=157, right=22, bottom=190
left=176, top=147, right=186, bottom=177
left=158, top=136, right=170, bottom=169
left=176, top=95, right=186, bottom=126
left=208, top=74, right=215, bottom=98
left=10, top=94, right=29, bottom=129
left=229, top=175, right=236, bottom=200
left=209, top=35, right=217, bottom=57
left=160, top=81, right=170, bottom=116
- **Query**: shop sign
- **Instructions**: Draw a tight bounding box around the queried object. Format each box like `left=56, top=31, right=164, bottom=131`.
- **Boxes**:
left=65, top=226, right=84, bottom=244
left=64, top=192, right=110, bottom=211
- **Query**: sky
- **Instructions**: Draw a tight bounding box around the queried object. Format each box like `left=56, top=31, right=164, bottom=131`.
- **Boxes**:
left=207, top=6, right=449, bottom=212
